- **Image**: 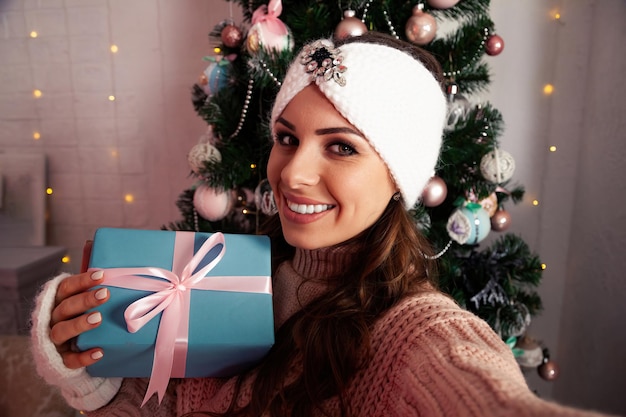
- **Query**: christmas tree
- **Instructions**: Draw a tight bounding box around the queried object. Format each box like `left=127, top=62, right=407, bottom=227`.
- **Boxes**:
left=167, top=0, right=558, bottom=382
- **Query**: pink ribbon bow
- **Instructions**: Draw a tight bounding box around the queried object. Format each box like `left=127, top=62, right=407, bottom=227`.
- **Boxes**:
left=96, top=232, right=271, bottom=406
left=251, top=0, right=288, bottom=36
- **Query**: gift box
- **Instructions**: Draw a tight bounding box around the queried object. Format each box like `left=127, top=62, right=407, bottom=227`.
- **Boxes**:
left=76, top=228, right=273, bottom=398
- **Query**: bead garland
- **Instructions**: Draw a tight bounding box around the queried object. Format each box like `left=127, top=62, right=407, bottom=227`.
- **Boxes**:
left=229, top=77, right=255, bottom=139
left=443, top=27, right=490, bottom=78
left=259, top=60, right=282, bottom=87
left=422, top=239, right=453, bottom=259
left=360, top=1, right=399, bottom=39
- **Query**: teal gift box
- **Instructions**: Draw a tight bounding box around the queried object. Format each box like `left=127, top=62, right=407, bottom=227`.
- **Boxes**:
left=76, top=228, right=274, bottom=381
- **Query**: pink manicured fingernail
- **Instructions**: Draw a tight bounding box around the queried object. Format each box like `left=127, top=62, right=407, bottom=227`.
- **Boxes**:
left=87, top=312, right=102, bottom=325
left=91, top=351, right=103, bottom=360
left=94, top=288, right=108, bottom=300
left=91, top=270, right=104, bottom=280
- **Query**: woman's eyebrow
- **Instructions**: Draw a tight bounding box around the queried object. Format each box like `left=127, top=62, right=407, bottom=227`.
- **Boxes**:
left=276, top=117, right=295, bottom=130
left=315, top=126, right=365, bottom=138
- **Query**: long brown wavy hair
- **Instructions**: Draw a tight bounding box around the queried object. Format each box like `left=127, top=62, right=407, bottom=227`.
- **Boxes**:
left=188, top=32, right=444, bottom=417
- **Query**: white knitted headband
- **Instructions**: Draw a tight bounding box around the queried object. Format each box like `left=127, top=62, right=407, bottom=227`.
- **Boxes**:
left=270, top=38, right=447, bottom=209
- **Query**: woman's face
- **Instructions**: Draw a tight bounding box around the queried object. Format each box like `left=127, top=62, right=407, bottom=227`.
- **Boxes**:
left=267, top=85, right=397, bottom=250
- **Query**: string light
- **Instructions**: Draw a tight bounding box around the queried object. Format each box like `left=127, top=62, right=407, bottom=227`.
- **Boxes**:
left=110, top=44, right=119, bottom=53
left=108, top=95, right=116, bottom=101
left=62, top=255, right=71, bottom=263
left=46, top=187, right=53, bottom=195
left=541, top=263, right=547, bottom=270
left=124, top=194, right=134, bottom=203
left=543, top=84, right=554, bottom=95
left=214, top=47, right=222, bottom=54
left=30, top=31, right=38, bottom=38
left=549, top=145, right=557, bottom=152
left=532, top=199, right=539, bottom=206
left=111, top=149, right=119, bottom=157
left=250, top=163, right=257, bottom=169
left=33, top=132, right=41, bottom=140
left=33, top=89, right=43, bottom=98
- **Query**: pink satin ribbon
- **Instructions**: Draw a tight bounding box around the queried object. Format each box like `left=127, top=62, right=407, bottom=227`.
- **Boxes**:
left=92, top=232, right=271, bottom=406
left=251, top=0, right=288, bottom=35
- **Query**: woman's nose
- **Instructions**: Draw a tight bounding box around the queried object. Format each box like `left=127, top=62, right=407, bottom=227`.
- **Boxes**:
left=280, top=146, right=321, bottom=188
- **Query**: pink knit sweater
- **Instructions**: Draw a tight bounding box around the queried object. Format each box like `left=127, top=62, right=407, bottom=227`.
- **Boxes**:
left=31, top=246, right=610, bottom=416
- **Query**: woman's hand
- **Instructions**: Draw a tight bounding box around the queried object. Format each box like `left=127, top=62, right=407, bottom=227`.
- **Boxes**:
left=49, top=270, right=110, bottom=369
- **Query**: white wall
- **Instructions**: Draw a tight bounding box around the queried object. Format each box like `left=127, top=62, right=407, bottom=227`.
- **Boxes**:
left=489, top=0, right=626, bottom=414
left=0, top=0, right=240, bottom=270
left=0, top=0, right=623, bottom=414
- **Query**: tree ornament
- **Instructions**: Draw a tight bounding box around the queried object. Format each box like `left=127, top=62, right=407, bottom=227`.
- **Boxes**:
left=246, top=0, right=294, bottom=54
left=514, top=336, right=544, bottom=368
left=427, top=0, right=460, bottom=9
left=200, top=58, right=231, bottom=96
left=193, top=183, right=234, bottom=221
left=221, top=24, right=243, bottom=49
left=254, top=179, right=277, bottom=215
left=334, top=10, right=367, bottom=40
left=446, top=203, right=491, bottom=245
left=538, top=349, right=560, bottom=381
left=478, top=192, right=498, bottom=217
left=491, top=208, right=511, bottom=232
left=421, top=176, right=447, bottom=207
left=445, top=83, right=471, bottom=131
left=480, top=149, right=516, bottom=183
left=485, top=33, right=505, bottom=56
left=405, top=4, right=437, bottom=46
left=187, top=142, right=221, bottom=174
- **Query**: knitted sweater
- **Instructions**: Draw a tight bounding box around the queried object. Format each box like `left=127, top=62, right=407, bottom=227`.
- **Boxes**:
left=31, top=246, right=610, bottom=417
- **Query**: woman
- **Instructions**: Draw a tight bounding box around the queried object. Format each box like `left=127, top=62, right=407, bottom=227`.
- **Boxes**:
left=31, top=32, right=610, bottom=416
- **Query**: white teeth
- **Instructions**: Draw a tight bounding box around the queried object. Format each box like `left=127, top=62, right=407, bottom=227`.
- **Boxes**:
left=287, top=201, right=333, bottom=214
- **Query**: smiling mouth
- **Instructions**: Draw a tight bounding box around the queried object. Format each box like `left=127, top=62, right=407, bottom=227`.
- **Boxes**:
left=287, top=200, right=335, bottom=214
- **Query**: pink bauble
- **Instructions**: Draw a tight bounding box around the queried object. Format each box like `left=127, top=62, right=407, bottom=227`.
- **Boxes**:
left=221, top=24, right=243, bottom=49
left=427, top=0, right=460, bottom=9
left=491, top=209, right=511, bottom=232
left=193, top=184, right=234, bottom=221
left=405, top=5, right=437, bottom=45
left=334, top=10, right=367, bottom=40
left=421, top=176, right=447, bottom=207
left=246, top=19, right=294, bottom=54
left=486, top=34, right=504, bottom=56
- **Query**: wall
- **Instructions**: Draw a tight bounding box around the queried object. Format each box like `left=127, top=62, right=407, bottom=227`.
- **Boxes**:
left=0, top=0, right=624, bottom=414
left=489, top=0, right=626, bottom=414
left=0, top=0, right=240, bottom=270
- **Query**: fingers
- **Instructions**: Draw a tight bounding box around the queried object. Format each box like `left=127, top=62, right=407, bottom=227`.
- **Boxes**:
left=49, top=270, right=111, bottom=363
left=55, top=270, right=105, bottom=306
left=61, top=348, right=104, bottom=370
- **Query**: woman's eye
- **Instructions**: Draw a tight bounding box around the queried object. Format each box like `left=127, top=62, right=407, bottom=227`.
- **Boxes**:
left=329, top=142, right=357, bottom=156
left=275, top=133, right=298, bottom=146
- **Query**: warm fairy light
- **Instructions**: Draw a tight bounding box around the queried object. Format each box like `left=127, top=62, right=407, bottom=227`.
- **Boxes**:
left=110, top=44, right=119, bottom=53
left=30, top=31, right=38, bottom=38
left=62, top=255, right=71, bottom=263
left=541, top=263, right=547, bottom=270
left=214, top=47, right=222, bottom=54
left=242, top=209, right=249, bottom=214
left=532, top=199, right=539, bottom=206
left=124, top=194, right=134, bottom=203
left=250, top=163, right=257, bottom=169
left=549, top=145, right=557, bottom=152
left=46, top=187, right=53, bottom=195
left=33, top=132, right=41, bottom=140
left=108, top=95, right=116, bottom=101
left=554, top=13, right=561, bottom=20
left=33, top=89, right=43, bottom=98
left=543, top=84, right=554, bottom=95
left=111, top=149, right=118, bottom=157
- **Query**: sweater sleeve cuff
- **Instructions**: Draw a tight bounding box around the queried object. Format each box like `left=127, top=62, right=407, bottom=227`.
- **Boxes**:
left=30, top=272, right=122, bottom=411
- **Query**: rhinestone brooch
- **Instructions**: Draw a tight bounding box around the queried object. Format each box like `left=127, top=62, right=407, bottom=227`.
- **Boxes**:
left=300, top=41, right=347, bottom=86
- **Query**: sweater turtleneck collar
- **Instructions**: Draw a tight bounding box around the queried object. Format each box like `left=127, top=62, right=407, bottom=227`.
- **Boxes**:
left=290, top=241, right=361, bottom=280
